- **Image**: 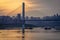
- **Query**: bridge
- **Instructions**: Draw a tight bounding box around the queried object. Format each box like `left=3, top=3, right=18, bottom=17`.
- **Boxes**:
left=1, top=0, right=59, bottom=40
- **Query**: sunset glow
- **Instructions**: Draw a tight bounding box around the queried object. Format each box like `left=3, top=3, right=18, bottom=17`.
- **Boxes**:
left=0, top=0, right=34, bottom=16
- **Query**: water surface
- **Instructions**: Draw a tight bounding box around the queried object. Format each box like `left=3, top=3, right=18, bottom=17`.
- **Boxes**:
left=0, top=28, right=60, bottom=40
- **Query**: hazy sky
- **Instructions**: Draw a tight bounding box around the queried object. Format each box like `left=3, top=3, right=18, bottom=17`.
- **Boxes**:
left=0, top=0, right=60, bottom=17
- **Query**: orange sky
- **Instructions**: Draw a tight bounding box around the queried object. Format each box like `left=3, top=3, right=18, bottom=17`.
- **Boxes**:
left=0, top=0, right=60, bottom=17
left=0, top=0, right=34, bottom=16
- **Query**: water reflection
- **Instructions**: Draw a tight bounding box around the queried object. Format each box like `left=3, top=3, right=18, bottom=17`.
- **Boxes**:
left=0, top=28, right=60, bottom=40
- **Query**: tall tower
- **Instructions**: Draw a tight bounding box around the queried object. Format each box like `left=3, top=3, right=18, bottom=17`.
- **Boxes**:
left=22, top=2, right=25, bottom=21
left=22, top=2, right=25, bottom=37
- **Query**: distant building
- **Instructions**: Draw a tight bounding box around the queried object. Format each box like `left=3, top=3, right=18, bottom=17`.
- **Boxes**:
left=30, top=16, right=40, bottom=20
left=17, top=13, right=21, bottom=20
left=25, top=16, right=29, bottom=20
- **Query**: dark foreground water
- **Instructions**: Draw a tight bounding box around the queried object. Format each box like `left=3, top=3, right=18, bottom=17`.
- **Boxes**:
left=0, top=28, right=60, bottom=40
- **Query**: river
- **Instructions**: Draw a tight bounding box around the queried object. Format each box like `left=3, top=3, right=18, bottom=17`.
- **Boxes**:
left=0, top=28, right=60, bottom=40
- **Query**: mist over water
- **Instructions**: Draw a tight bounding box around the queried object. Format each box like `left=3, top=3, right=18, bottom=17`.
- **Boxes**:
left=0, top=27, right=60, bottom=40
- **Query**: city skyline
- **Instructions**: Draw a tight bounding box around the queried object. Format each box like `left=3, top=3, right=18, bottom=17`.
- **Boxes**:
left=0, top=13, right=60, bottom=30
left=0, top=0, right=60, bottom=17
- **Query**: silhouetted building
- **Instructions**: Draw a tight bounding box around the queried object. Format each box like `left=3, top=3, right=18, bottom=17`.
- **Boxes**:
left=17, top=13, right=21, bottom=20
left=25, top=16, right=29, bottom=20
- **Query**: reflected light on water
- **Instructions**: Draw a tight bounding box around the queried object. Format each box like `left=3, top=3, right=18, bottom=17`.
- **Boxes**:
left=0, top=28, right=60, bottom=40
left=0, top=30, right=32, bottom=40
left=0, top=30, right=22, bottom=40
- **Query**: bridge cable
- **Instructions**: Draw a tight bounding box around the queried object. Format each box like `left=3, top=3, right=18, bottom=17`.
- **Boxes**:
left=7, top=6, right=20, bottom=16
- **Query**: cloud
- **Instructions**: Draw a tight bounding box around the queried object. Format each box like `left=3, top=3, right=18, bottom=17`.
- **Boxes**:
left=26, top=0, right=60, bottom=17
left=0, top=0, right=60, bottom=17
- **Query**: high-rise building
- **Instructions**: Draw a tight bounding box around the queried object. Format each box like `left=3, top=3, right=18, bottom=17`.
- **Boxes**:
left=17, top=13, right=21, bottom=20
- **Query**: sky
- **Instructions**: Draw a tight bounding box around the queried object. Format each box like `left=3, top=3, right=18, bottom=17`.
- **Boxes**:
left=0, top=0, right=60, bottom=17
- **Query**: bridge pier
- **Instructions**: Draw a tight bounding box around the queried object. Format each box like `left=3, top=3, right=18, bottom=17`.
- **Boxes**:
left=22, top=2, right=25, bottom=39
